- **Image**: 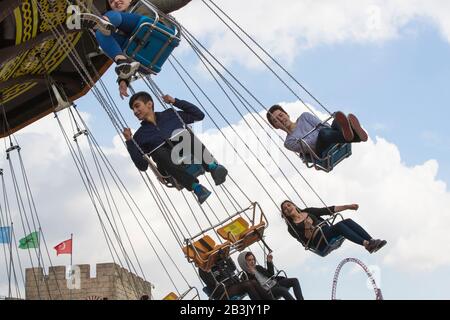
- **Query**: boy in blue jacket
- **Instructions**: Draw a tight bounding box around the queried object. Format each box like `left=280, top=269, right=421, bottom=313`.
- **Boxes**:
left=123, top=91, right=227, bottom=204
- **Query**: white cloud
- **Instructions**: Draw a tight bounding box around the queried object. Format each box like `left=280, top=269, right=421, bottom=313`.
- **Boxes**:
left=173, top=0, right=450, bottom=68
left=0, top=100, right=449, bottom=299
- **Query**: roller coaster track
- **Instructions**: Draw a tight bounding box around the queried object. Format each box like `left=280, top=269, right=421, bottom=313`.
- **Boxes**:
left=331, top=258, right=383, bottom=300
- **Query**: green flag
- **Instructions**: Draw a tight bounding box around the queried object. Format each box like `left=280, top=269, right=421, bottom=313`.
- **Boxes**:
left=18, top=231, right=39, bottom=249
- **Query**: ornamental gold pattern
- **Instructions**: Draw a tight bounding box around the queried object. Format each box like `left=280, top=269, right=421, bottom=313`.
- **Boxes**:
left=0, top=82, right=38, bottom=104
left=38, top=0, right=68, bottom=33
left=1, top=0, right=87, bottom=103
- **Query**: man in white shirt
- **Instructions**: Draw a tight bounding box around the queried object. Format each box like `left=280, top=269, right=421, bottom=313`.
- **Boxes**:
left=266, top=105, right=368, bottom=157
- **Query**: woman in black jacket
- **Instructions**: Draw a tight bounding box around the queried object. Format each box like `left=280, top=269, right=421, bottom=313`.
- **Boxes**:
left=281, top=200, right=386, bottom=253
left=237, top=251, right=304, bottom=300
left=198, top=255, right=273, bottom=300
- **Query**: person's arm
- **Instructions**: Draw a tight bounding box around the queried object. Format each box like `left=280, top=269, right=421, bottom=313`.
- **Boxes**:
left=118, top=79, right=129, bottom=100
left=167, top=96, right=205, bottom=124
left=304, top=206, right=336, bottom=217
left=123, top=128, right=149, bottom=171
left=334, top=204, right=359, bottom=213
left=199, top=268, right=216, bottom=289
left=284, top=135, right=303, bottom=153
left=266, top=254, right=275, bottom=276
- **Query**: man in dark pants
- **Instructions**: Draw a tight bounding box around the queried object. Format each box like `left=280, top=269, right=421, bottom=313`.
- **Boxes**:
left=123, top=91, right=228, bottom=204
left=238, top=251, right=304, bottom=300
left=199, top=255, right=274, bottom=300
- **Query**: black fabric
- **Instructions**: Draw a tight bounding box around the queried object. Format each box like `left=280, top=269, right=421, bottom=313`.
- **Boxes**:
left=126, top=99, right=205, bottom=171
left=287, top=206, right=335, bottom=245
left=242, top=261, right=281, bottom=281
left=198, top=237, right=214, bottom=251
left=151, top=145, right=198, bottom=190
left=199, top=262, right=274, bottom=301
left=199, top=258, right=240, bottom=299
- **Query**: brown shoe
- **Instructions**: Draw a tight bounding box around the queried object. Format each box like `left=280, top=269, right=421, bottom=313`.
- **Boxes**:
left=348, top=114, right=368, bottom=142
left=373, top=240, right=387, bottom=253
left=334, top=111, right=354, bottom=142
left=365, top=239, right=378, bottom=253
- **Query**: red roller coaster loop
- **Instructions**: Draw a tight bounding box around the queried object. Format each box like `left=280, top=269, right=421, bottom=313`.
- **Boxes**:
left=332, top=257, right=383, bottom=300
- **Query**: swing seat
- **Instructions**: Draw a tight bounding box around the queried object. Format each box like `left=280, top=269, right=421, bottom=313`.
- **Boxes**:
left=182, top=235, right=231, bottom=271
left=163, top=292, right=179, bottom=300
left=315, top=236, right=345, bottom=257
left=163, top=287, right=199, bottom=300
left=298, top=114, right=353, bottom=172
left=122, top=16, right=180, bottom=74
left=304, top=214, right=346, bottom=257
left=315, top=143, right=352, bottom=172
left=301, top=142, right=352, bottom=172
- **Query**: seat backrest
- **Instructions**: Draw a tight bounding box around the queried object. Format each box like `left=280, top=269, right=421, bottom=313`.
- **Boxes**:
left=182, top=235, right=232, bottom=271
left=237, top=221, right=266, bottom=251
left=135, top=15, right=176, bottom=34
left=217, top=217, right=249, bottom=242
left=130, top=1, right=176, bottom=28
left=182, top=235, right=216, bottom=261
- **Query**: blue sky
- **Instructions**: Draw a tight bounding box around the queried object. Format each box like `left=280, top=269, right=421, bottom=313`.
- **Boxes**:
left=1, top=1, right=450, bottom=300
left=299, top=22, right=450, bottom=185
left=74, top=4, right=450, bottom=299
left=90, top=12, right=450, bottom=186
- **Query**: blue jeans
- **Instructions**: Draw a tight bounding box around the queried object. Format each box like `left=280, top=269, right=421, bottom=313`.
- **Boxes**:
left=95, top=11, right=142, bottom=60
left=320, top=218, right=372, bottom=247
left=315, top=119, right=347, bottom=156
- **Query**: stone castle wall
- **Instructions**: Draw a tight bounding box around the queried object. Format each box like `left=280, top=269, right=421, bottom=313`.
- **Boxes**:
left=25, top=263, right=152, bottom=300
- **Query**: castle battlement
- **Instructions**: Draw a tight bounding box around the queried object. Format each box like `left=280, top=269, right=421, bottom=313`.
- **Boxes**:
left=25, top=263, right=152, bottom=300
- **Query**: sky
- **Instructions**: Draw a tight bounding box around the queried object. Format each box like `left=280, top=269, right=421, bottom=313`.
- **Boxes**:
left=1, top=0, right=450, bottom=300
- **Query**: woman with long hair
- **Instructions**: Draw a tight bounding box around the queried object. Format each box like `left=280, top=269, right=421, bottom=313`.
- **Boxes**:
left=280, top=200, right=386, bottom=254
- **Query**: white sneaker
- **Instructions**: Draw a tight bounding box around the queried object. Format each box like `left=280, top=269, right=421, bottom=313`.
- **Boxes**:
left=115, top=60, right=141, bottom=79
left=76, top=13, right=116, bottom=36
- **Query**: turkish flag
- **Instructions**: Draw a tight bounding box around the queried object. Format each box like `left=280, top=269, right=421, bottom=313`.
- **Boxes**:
left=54, top=239, right=72, bottom=255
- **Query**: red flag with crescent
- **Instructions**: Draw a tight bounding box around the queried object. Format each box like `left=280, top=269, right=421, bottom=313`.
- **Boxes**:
left=54, top=239, right=72, bottom=255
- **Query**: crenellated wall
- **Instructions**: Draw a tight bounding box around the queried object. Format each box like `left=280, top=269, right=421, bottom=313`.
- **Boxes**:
left=25, top=263, right=152, bottom=300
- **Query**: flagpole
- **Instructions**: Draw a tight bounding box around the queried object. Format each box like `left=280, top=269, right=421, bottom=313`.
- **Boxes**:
left=8, top=222, right=13, bottom=299
left=70, top=233, right=73, bottom=267
left=70, top=233, right=73, bottom=301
